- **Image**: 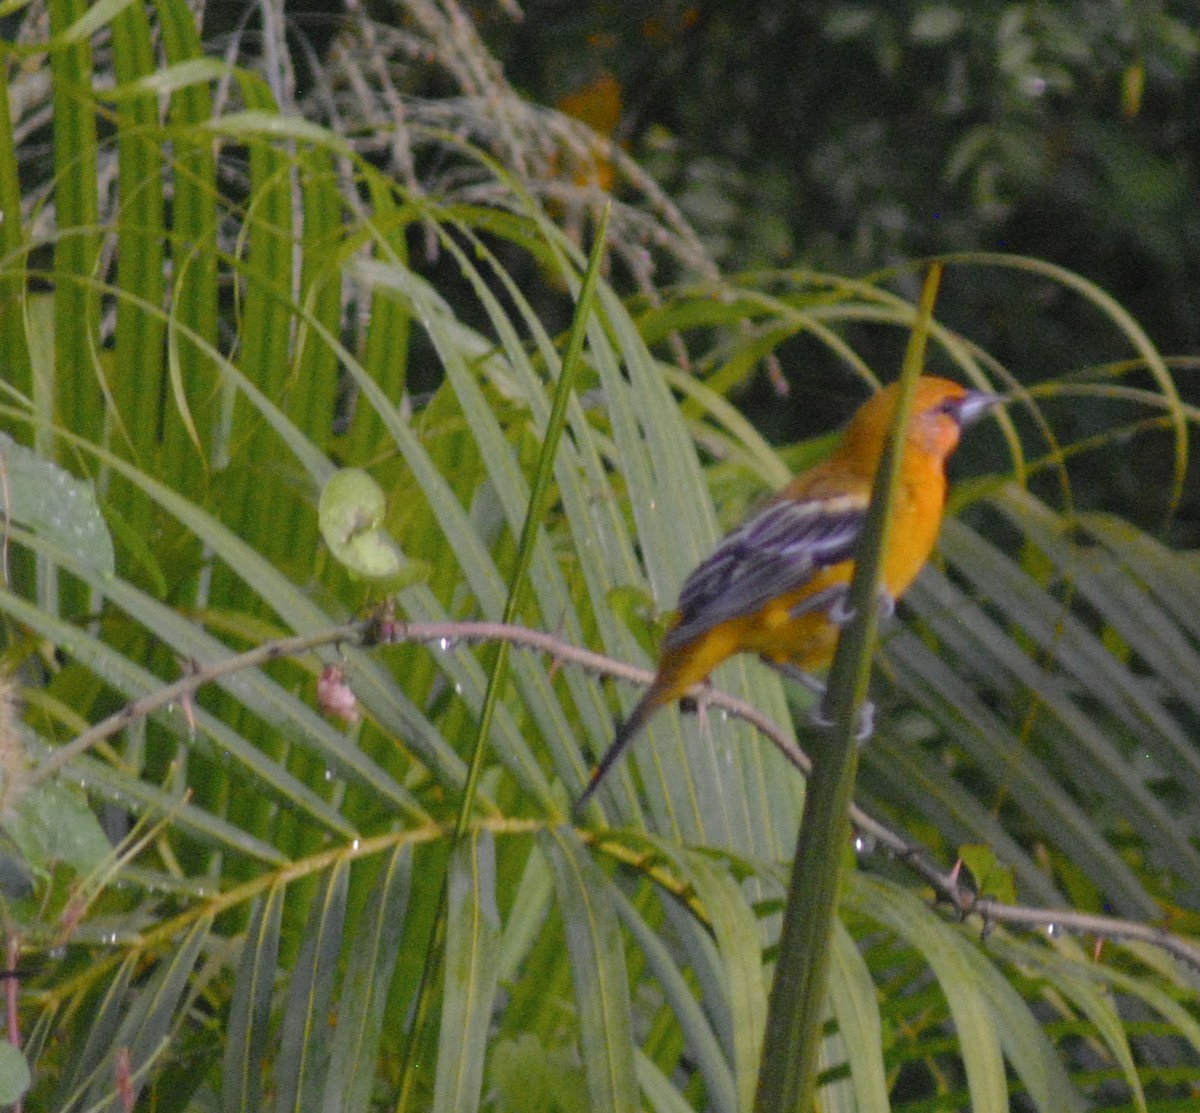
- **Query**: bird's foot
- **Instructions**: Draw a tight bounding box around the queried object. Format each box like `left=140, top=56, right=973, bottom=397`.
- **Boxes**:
left=827, top=588, right=895, bottom=626
left=810, top=699, right=876, bottom=742
left=678, top=679, right=713, bottom=717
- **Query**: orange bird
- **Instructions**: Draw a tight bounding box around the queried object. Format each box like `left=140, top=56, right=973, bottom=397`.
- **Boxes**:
left=577, top=376, right=998, bottom=809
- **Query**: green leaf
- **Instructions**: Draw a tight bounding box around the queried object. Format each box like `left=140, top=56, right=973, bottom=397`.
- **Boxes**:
left=827, top=920, right=889, bottom=1110
left=959, top=843, right=1018, bottom=903
left=51, top=0, right=139, bottom=45
left=322, top=846, right=413, bottom=1113
left=53, top=954, right=137, bottom=1108
left=635, top=1051, right=698, bottom=1113
left=488, top=1033, right=586, bottom=1113
left=850, top=875, right=1088, bottom=1113
left=0, top=827, right=33, bottom=899
left=318, top=467, right=411, bottom=583
left=1, top=779, right=110, bottom=878
left=542, top=828, right=639, bottom=1113
left=275, top=859, right=350, bottom=1113
left=0, top=433, right=115, bottom=575
left=79, top=918, right=212, bottom=1112
left=669, top=847, right=765, bottom=1111
left=611, top=884, right=737, bottom=1113
left=199, top=109, right=348, bottom=152
left=103, top=57, right=231, bottom=99
left=0, top=1043, right=31, bottom=1104
left=224, top=885, right=286, bottom=1113
left=433, top=829, right=502, bottom=1113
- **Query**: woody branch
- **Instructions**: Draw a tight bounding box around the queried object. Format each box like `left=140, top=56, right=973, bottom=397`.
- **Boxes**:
left=38, top=615, right=1200, bottom=971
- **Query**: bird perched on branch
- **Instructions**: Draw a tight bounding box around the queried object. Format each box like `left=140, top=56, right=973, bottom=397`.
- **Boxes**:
left=577, top=375, right=998, bottom=810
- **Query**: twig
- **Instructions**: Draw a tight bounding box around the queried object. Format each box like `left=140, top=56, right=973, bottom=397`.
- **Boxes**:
left=849, top=812, right=1200, bottom=969
left=33, top=622, right=365, bottom=784
left=5, top=934, right=21, bottom=1113
left=40, top=616, right=1200, bottom=970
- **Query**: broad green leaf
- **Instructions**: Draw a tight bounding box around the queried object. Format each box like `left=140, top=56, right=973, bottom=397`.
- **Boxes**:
left=0, top=1044, right=30, bottom=1105
left=1, top=778, right=110, bottom=878
left=0, top=433, right=114, bottom=575
left=318, top=467, right=422, bottom=585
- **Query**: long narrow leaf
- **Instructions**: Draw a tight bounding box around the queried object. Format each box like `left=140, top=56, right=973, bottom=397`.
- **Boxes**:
left=432, top=830, right=502, bottom=1113
left=223, top=885, right=286, bottom=1113
left=850, top=874, right=1087, bottom=1113
left=274, top=859, right=350, bottom=1113
left=611, top=885, right=738, bottom=1113
left=826, top=919, right=890, bottom=1111
left=80, top=918, right=212, bottom=1112
left=322, top=846, right=413, bottom=1113
left=541, top=827, right=639, bottom=1113
left=756, top=265, right=939, bottom=1113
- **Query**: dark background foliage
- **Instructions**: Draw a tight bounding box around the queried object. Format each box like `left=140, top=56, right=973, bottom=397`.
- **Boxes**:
left=214, top=0, right=1200, bottom=529
left=497, top=1, right=1198, bottom=340
left=493, top=0, right=1200, bottom=525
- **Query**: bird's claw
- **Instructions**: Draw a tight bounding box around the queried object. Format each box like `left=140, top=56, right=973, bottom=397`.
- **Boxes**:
left=828, top=589, right=895, bottom=626
left=877, top=590, right=896, bottom=619
left=827, top=594, right=856, bottom=625
left=810, top=698, right=875, bottom=742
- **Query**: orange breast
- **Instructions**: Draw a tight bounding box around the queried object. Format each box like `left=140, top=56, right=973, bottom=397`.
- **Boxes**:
left=654, top=463, right=947, bottom=700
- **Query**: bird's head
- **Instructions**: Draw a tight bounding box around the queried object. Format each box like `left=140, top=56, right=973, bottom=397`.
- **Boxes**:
left=837, top=376, right=1000, bottom=471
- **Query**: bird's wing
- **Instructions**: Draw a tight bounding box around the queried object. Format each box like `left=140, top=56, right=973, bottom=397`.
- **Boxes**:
left=663, top=493, right=866, bottom=651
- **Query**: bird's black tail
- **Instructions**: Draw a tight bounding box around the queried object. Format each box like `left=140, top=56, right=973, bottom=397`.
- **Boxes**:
left=574, top=689, right=664, bottom=814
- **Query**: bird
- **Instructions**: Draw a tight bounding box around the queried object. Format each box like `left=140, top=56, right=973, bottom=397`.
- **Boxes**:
left=576, top=375, right=999, bottom=811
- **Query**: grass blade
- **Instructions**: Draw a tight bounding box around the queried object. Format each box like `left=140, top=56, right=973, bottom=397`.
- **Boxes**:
left=274, top=859, right=350, bottom=1113
left=223, top=885, right=286, bottom=1113
left=542, top=827, right=638, bottom=1113
left=432, top=831, right=501, bottom=1113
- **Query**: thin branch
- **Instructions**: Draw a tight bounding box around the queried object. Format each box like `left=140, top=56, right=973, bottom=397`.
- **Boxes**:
left=853, top=815, right=1200, bottom=969
left=32, top=621, right=365, bottom=784
left=39, top=616, right=1200, bottom=970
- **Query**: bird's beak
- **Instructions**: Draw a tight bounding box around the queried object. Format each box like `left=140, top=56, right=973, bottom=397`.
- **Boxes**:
left=955, top=390, right=1002, bottom=428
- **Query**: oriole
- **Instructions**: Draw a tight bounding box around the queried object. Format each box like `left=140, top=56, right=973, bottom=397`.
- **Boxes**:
left=577, top=375, right=998, bottom=808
